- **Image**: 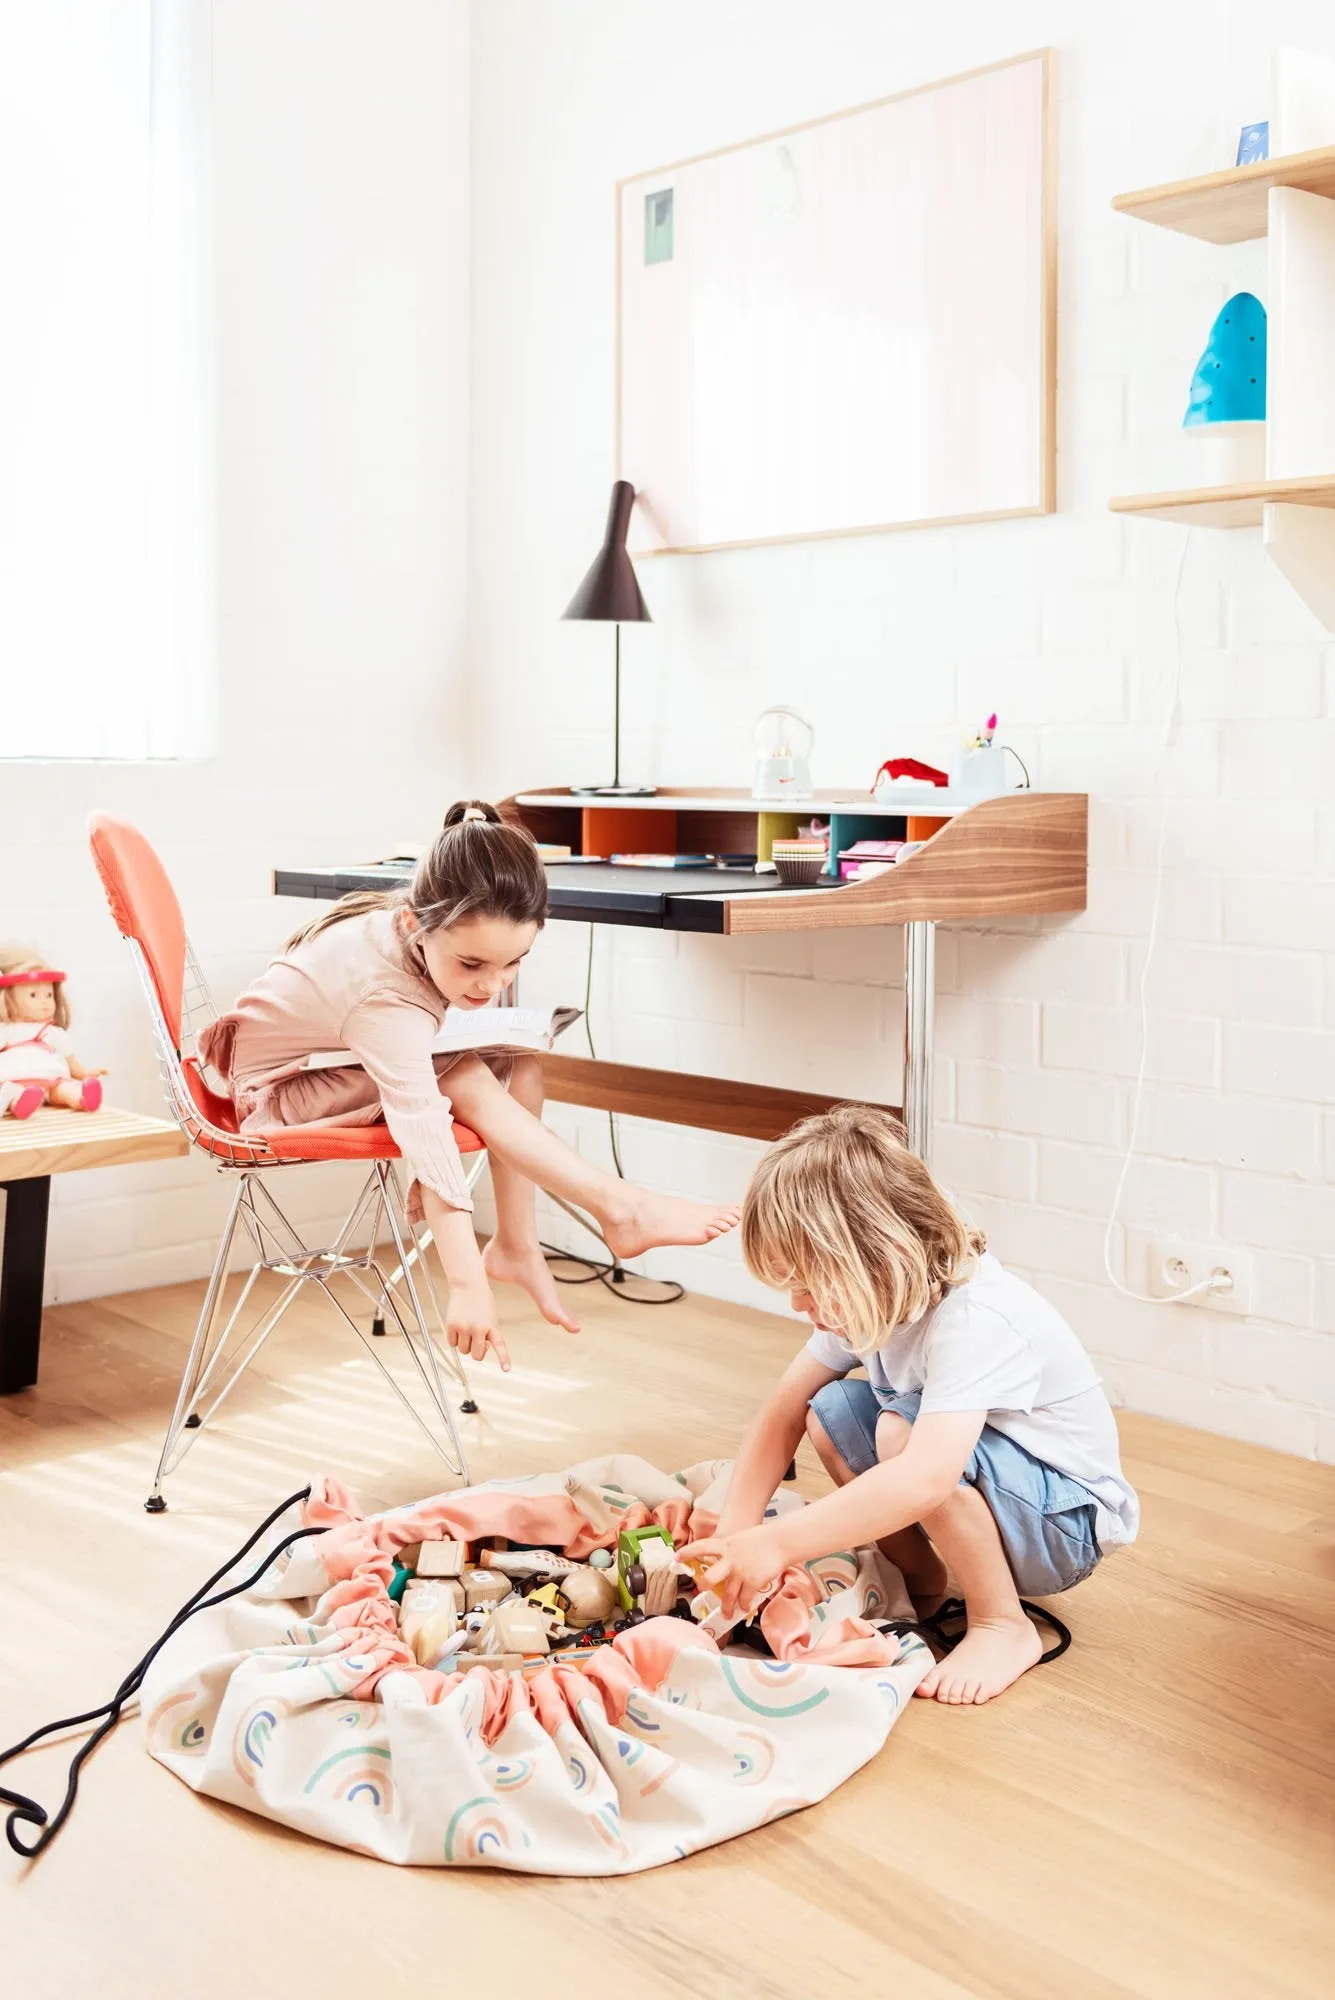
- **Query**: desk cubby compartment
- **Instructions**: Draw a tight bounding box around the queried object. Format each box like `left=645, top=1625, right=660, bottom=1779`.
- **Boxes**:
left=827, top=811, right=909, bottom=879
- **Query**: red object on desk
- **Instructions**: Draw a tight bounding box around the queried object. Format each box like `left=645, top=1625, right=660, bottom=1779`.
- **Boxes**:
left=873, top=757, right=949, bottom=788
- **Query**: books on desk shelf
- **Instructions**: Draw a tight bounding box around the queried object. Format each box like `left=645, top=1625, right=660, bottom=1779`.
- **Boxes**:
left=838, top=838, right=906, bottom=880
left=610, top=853, right=717, bottom=868
left=303, top=1004, right=583, bottom=1072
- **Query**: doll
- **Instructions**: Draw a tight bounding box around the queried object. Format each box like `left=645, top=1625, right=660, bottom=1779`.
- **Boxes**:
left=0, top=947, right=106, bottom=1120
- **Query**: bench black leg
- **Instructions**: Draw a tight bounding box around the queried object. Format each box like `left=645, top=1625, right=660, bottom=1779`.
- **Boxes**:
left=0, top=1176, right=50, bottom=1393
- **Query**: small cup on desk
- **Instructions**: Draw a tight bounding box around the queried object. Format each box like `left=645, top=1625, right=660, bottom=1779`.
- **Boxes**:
left=770, top=839, right=828, bottom=884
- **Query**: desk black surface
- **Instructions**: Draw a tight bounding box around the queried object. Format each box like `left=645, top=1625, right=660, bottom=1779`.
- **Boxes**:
left=272, top=860, right=831, bottom=932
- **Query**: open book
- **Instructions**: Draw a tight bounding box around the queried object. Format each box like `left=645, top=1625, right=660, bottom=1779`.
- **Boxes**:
left=303, top=1004, right=583, bottom=1073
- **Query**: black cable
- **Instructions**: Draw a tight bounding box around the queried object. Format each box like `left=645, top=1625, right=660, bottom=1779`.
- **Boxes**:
left=540, top=1239, right=685, bottom=1306
left=582, top=923, right=625, bottom=1178
left=917, top=1595, right=1072, bottom=1666
left=559, top=924, right=685, bottom=1305
left=0, top=1485, right=320, bottom=1861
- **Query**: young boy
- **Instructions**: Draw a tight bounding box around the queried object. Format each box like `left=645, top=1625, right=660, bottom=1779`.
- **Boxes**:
left=682, top=1105, right=1137, bottom=1703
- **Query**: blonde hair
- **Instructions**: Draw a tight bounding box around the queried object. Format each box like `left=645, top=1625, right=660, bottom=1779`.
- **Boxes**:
left=0, top=945, right=71, bottom=1031
left=742, top=1103, right=984, bottom=1354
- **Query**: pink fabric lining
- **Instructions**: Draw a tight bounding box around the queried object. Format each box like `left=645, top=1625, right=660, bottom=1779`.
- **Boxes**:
left=297, top=1476, right=903, bottom=1741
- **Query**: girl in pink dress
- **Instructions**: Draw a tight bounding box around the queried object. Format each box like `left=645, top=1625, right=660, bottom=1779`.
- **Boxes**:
left=200, top=800, right=739, bottom=1372
left=0, top=952, right=106, bottom=1119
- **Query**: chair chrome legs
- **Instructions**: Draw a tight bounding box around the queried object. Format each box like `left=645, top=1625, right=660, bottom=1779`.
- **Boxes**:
left=144, top=1164, right=472, bottom=1510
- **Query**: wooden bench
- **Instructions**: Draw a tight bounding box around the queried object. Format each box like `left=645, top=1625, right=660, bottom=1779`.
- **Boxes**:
left=0, top=1105, right=188, bottom=1393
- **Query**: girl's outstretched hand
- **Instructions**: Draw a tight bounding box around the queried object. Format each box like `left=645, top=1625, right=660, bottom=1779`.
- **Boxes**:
left=678, top=1524, right=786, bottom=1620
left=445, top=1277, right=511, bottom=1371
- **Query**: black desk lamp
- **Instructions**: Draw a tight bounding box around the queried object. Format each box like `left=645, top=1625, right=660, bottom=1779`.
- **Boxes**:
left=564, top=480, right=655, bottom=797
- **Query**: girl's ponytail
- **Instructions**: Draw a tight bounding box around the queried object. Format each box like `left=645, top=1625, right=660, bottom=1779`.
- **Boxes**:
left=442, top=799, right=501, bottom=830
left=283, top=800, right=546, bottom=952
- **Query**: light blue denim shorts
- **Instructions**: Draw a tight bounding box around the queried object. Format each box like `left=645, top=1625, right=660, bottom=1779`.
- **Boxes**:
left=809, top=1379, right=1102, bottom=1598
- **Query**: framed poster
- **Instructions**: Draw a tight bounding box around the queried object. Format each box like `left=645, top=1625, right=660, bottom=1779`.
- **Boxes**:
left=617, top=50, right=1055, bottom=556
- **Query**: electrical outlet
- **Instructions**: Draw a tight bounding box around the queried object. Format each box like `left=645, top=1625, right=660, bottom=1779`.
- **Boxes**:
left=1144, top=1238, right=1252, bottom=1314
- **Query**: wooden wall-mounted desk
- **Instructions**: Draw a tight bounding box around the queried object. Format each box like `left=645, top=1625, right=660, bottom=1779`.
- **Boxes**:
left=274, top=787, right=1087, bottom=1162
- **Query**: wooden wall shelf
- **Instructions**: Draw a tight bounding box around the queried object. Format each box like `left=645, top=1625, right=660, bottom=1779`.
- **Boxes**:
left=1112, top=143, right=1335, bottom=244
left=1109, top=473, right=1335, bottom=528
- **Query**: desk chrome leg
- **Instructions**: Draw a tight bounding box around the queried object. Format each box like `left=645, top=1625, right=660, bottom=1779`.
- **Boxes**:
left=903, top=921, right=936, bottom=1163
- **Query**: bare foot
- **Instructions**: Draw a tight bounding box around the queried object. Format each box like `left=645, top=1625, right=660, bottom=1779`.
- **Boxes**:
left=482, top=1239, right=580, bottom=1334
left=914, top=1614, right=1043, bottom=1705
left=599, top=1191, right=741, bottom=1261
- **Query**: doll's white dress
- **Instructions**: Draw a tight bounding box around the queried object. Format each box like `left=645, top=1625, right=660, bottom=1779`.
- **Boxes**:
left=0, top=1022, right=72, bottom=1085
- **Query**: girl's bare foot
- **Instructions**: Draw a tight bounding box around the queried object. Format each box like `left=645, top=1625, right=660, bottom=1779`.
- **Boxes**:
left=482, top=1239, right=580, bottom=1334
left=914, top=1613, right=1043, bottom=1704
left=599, top=1191, right=741, bottom=1261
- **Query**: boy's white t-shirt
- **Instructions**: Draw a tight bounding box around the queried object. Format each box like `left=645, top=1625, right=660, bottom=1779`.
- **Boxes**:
left=803, top=1252, right=1139, bottom=1548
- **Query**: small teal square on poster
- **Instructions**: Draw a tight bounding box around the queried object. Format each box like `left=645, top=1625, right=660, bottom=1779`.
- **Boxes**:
left=1236, top=121, right=1269, bottom=165
left=645, top=188, right=673, bottom=264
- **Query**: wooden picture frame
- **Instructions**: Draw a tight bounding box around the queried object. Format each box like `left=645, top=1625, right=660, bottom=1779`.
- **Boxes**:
left=616, top=49, right=1057, bottom=556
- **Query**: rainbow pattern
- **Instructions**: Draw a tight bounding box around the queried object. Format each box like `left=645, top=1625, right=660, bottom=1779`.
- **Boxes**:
left=145, top=1687, right=209, bottom=1757
left=302, top=1744, right=394, bottom=1812
left=484, top=1755, right=534, bottom=1792
left=637, top=1756, right=681, bottom=1799
left=623, top=1693, right=662, bottom=1732
left=805, top=1551, right=859, bottom=1597
left=231, top=1697, right=292, bottom=1788
left=721, top=1657, right=832, bottom=1720
left=730, top=1727, right=777, bottom=1785
left=444, top=1793, right=511, bottom=1862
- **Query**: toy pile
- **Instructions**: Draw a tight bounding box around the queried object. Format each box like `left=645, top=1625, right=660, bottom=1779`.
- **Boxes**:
left=395, top=1521, right=745, bottom=1678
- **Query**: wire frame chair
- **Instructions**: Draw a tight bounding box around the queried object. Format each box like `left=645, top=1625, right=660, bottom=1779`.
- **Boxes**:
left=89, top=815, right=483, bottom=1511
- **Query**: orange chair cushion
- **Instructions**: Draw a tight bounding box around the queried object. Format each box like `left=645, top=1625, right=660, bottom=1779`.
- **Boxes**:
left=261, top=1120, right=486, bottom=1162
left=179, top=1061, right=485, bottom=1163
left=88, top=814, right=189, bottom=1048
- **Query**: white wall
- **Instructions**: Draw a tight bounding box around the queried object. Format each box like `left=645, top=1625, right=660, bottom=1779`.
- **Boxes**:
left=3, top=0, right=472, bottom=1300
left=467, top=1, right=1335, bottom=1459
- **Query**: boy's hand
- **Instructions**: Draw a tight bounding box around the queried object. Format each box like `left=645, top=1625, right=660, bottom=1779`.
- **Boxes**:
left=445, top=1278, right=511, bottom=1371
left=679, top=1524, right=788, bottom=1619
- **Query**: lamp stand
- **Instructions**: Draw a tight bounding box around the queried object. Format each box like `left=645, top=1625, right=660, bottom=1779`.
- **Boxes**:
left=572, top=624, right=657, bottom=797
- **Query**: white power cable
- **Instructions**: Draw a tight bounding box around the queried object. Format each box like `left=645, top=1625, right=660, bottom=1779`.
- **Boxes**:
left=1101, top=527, right=1220, bottom=1307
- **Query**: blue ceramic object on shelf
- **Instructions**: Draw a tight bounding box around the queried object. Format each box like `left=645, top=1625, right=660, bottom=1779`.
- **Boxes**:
left=1183, top=292, right=1267, bottom=426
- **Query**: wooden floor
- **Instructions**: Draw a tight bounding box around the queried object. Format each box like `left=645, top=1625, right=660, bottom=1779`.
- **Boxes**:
left=2, top=1262, right=1333, bottom=2000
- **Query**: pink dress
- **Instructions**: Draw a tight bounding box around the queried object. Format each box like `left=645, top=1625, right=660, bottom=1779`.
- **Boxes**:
left=200, top=907, right=508, bottom=1215
left=0, top=1023, right=74, bottom=1086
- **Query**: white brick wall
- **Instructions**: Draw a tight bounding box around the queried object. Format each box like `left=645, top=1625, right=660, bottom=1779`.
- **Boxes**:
left=467, top=1, right=1335, bottom=1462
left=10, top=3, right=1331, bottom=1470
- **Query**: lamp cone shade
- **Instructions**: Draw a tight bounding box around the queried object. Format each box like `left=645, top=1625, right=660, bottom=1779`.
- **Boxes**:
left=562, top=481, right=651, bottom=623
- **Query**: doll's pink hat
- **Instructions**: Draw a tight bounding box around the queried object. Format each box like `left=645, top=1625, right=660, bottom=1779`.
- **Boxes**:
left=0, top=968, right=65, bottom=988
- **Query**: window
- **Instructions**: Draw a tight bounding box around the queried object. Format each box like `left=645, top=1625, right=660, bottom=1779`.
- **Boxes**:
left=0, top=1, right=214, bottom=759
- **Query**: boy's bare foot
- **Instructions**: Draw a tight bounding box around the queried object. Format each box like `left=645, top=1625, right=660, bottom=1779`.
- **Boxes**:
left=600, top=1191, right=741, bottom=1261
left=482, top=1239, right=580, bottom=1334
left=914, top=1613, right=1043, bottom=1704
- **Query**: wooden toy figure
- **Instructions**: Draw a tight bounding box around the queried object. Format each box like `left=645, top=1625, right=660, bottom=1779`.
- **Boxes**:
left=0, top=949, right=106, bottom=1120
left=556, top=1566, right=619, bottom=1629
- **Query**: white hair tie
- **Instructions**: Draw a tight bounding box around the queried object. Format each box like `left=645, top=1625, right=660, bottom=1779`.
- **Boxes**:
left=461, top=807, right=488, bottom=823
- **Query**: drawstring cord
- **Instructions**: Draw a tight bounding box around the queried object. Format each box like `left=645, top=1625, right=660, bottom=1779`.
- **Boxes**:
left=918, top=1596, right=1073, bottom=1665
left=0, top=1486, right=320, bottom=1861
